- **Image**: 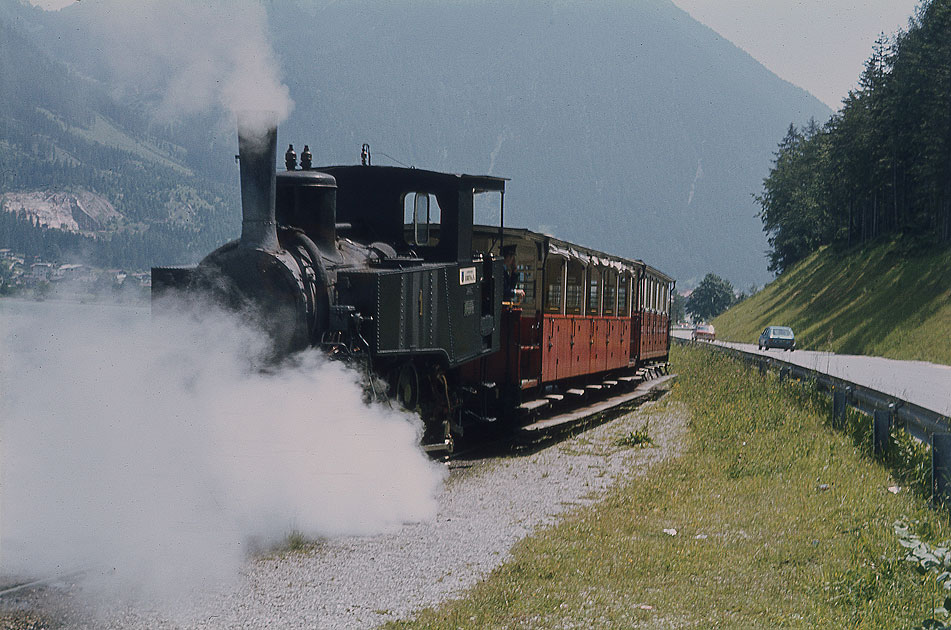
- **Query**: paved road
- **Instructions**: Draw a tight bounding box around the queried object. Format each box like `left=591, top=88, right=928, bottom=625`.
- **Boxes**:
left=672, top=330, right=951, bottom=417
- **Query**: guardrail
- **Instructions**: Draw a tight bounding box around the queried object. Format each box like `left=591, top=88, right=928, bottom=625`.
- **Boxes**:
left=673, top=337, right=951, bottom=502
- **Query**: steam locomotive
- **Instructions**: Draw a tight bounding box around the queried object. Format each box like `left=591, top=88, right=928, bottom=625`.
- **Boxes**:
left=152, top=120, right=674, bottom=452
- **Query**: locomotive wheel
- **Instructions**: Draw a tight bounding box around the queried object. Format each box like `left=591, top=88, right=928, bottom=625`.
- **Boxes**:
left=394, top=363, right=420, bottom=411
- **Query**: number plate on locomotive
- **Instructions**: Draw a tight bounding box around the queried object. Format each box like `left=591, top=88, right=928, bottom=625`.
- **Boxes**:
left=459, top=267, right=477, bottom=285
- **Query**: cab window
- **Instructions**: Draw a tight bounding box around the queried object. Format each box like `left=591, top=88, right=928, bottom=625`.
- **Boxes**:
left=403, top=192, right=442, bottom=246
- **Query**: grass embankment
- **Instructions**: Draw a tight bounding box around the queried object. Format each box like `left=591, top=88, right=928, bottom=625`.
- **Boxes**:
left=388, top=345, right=949, bottom=629
left=714, top=240, right=951, bottom=364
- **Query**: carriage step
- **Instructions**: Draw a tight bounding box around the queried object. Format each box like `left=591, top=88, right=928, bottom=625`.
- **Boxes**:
left=518, top=374, right=678, bottom=438
left=545, top=394, right=565, bottom=402
left=518, top=399, right=551, bottom=412
left=566, top=388, right=586, bottom=397
left=422, top=439, right=453, bottom=454
left=585, top=384, right=603, bottom=391
left=602, top=380, right=618, bottom=387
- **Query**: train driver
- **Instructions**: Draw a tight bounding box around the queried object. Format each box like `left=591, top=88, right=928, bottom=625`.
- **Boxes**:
left=502, top=245, right=525, bottom=305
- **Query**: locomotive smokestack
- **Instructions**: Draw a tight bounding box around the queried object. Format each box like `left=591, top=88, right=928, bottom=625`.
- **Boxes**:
left=237, top=113, right=280, bottom=252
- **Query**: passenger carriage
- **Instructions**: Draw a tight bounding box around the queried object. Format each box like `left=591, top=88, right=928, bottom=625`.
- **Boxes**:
left=465, top=226, right=674, bottom=420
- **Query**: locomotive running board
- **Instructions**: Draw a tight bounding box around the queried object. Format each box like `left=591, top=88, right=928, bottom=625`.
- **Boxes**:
left=516, top=374, right=677, bottom=441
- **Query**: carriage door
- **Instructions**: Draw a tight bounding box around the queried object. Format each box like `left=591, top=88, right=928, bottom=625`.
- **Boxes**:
left=565, top=259, right=586, bottom=378
left=617, top=272, right=632, bottom=368
left=585, top=266, right=601, bottom=374
left=541, top=255, right=566, bottom=382
left=602, top=268, right=618, bottom=370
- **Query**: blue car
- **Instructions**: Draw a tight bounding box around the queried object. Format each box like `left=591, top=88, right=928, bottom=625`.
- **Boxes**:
left=758, top=326, right=795, bottom=351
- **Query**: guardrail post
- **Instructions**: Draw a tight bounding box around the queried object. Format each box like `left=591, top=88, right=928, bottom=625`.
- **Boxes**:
left=758, top=360, right=766, bottom=376
left=873, top=406, right=892, bottom=457
left=932, top=433, right=951, bottom=506
left=833, top=389, right=847, bottom=428
left=779, top=366, right=789, bottom=383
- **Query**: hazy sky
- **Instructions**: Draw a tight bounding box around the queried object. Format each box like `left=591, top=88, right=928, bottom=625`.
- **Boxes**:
left=670, top=0, right=922, bottom=108
left=31, top=0, right=923, bottom=110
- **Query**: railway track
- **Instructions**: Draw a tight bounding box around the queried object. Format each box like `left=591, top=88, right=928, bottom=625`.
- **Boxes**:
left=0, top=573, right=79, bottom=598
left=0, top=569, right=85, bottom=603
left=445, top=365, right=676, bottom=460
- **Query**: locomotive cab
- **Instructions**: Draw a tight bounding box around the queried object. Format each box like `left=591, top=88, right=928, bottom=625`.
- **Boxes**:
left=315, top=165, right=507, bottom=368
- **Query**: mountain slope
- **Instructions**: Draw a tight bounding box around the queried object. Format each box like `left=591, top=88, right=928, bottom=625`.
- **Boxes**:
left=0, top=5, right=239, bottom=267
left=4, top=0, right=830, bottom=283
left=268, top=0, right=830, bottom=287
left=713, top=241, right=951, bottom=365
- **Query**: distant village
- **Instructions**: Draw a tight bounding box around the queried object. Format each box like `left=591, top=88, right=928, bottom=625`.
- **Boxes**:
left=0, top=248, right=150, bottom=302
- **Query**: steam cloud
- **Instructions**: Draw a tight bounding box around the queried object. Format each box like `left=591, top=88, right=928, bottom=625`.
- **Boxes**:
left=0, top=299, right=445, bottom=602
left=79, top=0, right=294, bottom=125
left=0, top=0, right=416, bottom=606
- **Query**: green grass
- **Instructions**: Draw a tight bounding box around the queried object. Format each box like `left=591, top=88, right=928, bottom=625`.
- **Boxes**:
left=614, top=421, right=655, bottom=449
left=386, top=345, right=951, bottom=629
left=714, top=240, right=951, bottom=364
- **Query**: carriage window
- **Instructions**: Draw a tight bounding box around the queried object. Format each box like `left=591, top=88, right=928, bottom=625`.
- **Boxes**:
left=618, top=275, right=630, bottom=316
left=603, top=270, right=617, bottom=316
left=565, top=261, right=585, bottom=315
left=518, top=261, right=536, bottom=307
left=587, top=268, right=601, bottom=316
left=544, top=257, right=564, bottom=314
left=403, top=192, right=442, bottom=246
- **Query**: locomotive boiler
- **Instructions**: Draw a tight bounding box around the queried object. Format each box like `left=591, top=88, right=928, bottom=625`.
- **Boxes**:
left=153, top=118, right=674, bottom=452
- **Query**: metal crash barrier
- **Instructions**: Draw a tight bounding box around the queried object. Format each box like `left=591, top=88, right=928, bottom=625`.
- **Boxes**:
left=674, top=337, right=951, bottom=505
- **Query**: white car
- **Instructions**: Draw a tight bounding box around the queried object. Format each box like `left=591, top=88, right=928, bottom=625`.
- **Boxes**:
left=692, top=324, right=715, bottom=341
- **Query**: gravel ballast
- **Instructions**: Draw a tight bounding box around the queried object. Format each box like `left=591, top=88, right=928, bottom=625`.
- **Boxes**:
left=2, top=396, right=688, bottom=629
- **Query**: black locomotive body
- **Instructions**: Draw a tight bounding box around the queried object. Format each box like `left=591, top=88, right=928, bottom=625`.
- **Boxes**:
left=153, top=122, right=673, bottom=451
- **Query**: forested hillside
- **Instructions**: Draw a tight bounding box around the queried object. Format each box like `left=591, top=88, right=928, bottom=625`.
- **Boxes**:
left=0, top=6, right=239, bottom=270
left=757, top=0, right=951, bottom=274
left=713, top=240, right=951, bottom=365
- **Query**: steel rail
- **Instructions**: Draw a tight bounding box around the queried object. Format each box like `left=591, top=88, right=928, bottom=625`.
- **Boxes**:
left=0, top=570, right=85, bottom=598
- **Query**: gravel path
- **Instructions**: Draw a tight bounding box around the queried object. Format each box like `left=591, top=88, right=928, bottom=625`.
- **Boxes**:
left=2, top=395, right=688, bottom=629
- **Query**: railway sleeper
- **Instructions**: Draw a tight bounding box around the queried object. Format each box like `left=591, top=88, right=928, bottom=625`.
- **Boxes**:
left=425, top=364, right=672, bottom=456
left=515, top=373, right=677, bottom=448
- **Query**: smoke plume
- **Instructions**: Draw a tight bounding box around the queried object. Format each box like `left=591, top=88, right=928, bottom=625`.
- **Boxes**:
left=78, top=0, right=294, bottom=125
left=0, top=299, right=444, bottom=602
